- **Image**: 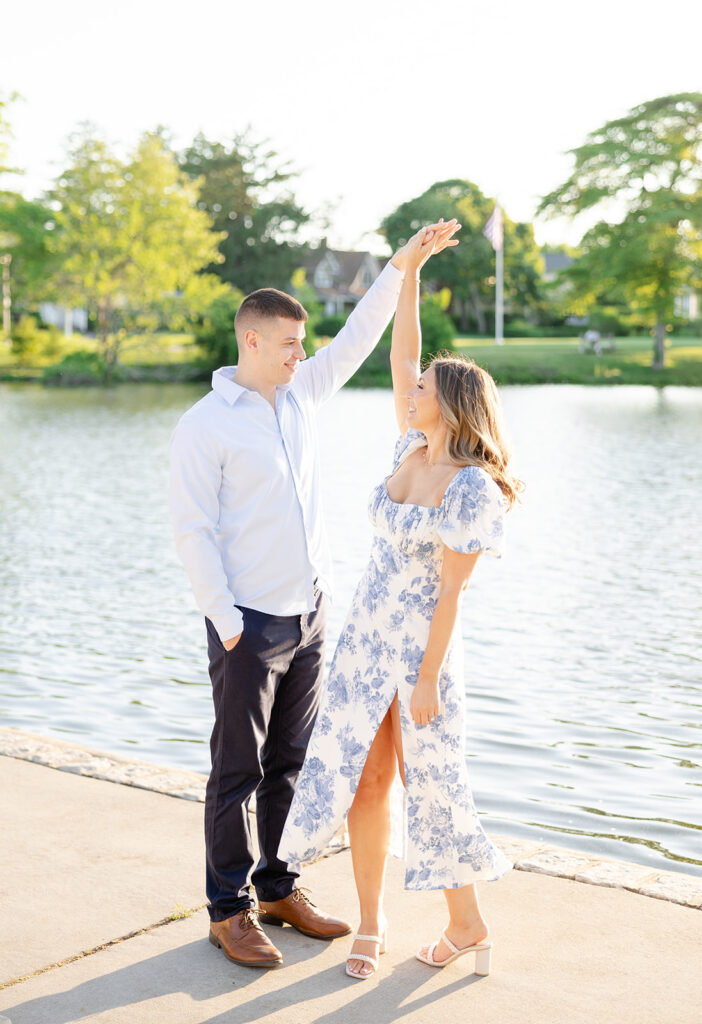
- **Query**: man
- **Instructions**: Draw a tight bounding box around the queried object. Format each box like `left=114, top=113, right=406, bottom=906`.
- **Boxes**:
left=169, top=224, right=449, bottom=968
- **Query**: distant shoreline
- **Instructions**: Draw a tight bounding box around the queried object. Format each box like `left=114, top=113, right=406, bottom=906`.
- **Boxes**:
left=2, top=333, right=701, bottom=388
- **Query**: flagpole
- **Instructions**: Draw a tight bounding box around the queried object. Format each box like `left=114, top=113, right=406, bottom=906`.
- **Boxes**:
left=483, top=203, right=505, bottom=346
left=495, top=239, right=504, bottom=346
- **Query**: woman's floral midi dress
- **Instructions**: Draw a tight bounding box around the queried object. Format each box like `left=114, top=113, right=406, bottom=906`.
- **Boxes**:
left=278, top=430, right=512, bottom=890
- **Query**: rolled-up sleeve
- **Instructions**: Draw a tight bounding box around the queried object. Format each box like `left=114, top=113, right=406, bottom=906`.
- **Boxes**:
left=169, top=415, right=244, bottom=643
left=293, top=261, right=404, bottom=406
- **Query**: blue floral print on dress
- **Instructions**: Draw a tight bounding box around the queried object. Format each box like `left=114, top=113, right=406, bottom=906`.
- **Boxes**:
left=279, top=429, right=511, bottom=890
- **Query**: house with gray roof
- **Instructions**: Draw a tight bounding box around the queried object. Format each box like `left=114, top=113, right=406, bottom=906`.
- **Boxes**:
left=304, top=243, right=386, bottom=315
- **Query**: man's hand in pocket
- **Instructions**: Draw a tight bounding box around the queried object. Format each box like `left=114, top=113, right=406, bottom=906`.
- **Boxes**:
left=223, top=633, right=242, bottom=651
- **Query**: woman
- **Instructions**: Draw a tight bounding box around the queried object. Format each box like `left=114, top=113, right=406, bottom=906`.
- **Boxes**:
left=277, top=221, right=522, bottom=979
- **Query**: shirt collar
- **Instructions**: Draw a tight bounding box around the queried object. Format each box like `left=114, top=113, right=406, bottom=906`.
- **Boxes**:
left=211, top=366, right=251, bottom=406
left=212, top=365, right=291, bottom=406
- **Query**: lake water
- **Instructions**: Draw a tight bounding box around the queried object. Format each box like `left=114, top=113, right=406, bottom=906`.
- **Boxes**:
left=1, top=382, right=700, bottom=876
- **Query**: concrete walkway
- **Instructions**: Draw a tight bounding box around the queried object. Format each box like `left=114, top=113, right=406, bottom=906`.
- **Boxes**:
left=1, top=745, right=701, bottom=1024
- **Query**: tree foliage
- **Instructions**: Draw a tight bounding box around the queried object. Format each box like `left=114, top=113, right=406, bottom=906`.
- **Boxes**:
left=538, top=93, right=702, bottom=367
left=180, top=132, right=309, bottom=294
left=381, top=179, right=544, bottom=333
left=0, top=193, right=56, bottom=309
left=47, top=128, right=225, bottom=373
left=0, top=94, right=55, bottom=322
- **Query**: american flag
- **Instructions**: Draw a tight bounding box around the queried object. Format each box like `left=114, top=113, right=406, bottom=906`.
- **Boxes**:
left=483, top=204, right=503, bottom=251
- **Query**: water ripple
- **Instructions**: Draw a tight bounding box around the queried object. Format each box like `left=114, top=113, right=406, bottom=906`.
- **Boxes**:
left=1, top=382, right=700, bottom=875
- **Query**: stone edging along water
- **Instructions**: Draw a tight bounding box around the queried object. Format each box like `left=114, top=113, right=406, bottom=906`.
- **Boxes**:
left=2, top=726, right=701, bottom=910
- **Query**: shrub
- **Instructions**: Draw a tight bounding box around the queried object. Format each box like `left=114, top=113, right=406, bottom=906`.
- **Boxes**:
left=419, top=295, right=455, bottom=359
left=588, top=308, right=629, bottom=336
left=194, top=288, right=243, bottom=366
left=314, top=313, right=346, bottom=338
left=503, top=320, right=578, bottom=338
left=674, top=317, right=702, bottom=338
left=43, top=350, right=110, bottom=386
left=348, top=292, right=456, bottom=384
left=11, top=316, right=66, bottom=362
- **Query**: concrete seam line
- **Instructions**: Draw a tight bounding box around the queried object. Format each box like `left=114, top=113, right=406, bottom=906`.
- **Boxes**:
left=0, top=905, right=209, bottom=991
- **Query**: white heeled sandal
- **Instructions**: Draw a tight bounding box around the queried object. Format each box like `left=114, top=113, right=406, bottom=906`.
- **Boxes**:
left=345, top=926, right=388, bottom=980
left=415, top=930, right=492, bottom=975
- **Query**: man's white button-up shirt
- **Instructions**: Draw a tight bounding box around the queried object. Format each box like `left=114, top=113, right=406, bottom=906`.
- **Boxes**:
left=169, top=261, right=403, bottom=643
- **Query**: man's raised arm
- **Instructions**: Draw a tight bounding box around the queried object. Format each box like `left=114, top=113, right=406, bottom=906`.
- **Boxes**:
left=291, top=248, right=415, bottom=406
left=293, top=223, right=458, bottom=406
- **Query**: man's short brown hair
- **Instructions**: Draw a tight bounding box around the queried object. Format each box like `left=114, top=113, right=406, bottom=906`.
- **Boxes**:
left=234, top=288, right=308, bottom=339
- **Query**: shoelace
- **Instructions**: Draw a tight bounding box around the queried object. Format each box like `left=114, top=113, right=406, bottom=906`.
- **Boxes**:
left=240, top=908, right=261, bottom=931
left=291, top=887, right=316, bottom=907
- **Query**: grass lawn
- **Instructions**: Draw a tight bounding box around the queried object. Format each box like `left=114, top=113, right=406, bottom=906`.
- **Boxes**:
left=117, top=332, right=202, bottom=367
left=2, top=330, right=701, bottom=387
left=454, top=335, right=702, bottom=387
left=350, top=334, right=702, bottom=388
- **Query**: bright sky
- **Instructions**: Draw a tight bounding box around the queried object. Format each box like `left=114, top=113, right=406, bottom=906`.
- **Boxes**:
left=2, top=0, right=700, bottom=253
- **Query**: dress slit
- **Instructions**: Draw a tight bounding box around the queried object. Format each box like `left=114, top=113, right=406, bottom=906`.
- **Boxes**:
left=278, top=431, right=512, bottom=889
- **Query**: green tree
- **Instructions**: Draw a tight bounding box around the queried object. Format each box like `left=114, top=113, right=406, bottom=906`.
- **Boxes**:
left=47, top=128, right=225, bottom=375
left=180, top=132, right=309, bottom=294
left=0, top=193, right=57, bottom=310
left=381, top=180, right=544, bottom=333
left=538, top=93, right=702, bottom=367
left=506, top=221, right=547, bottom=325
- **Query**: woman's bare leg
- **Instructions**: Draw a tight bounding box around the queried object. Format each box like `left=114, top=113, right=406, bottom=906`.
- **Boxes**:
left=346, top=699, right=400, bottom=976
left=418, top=883, right=489, bottom=962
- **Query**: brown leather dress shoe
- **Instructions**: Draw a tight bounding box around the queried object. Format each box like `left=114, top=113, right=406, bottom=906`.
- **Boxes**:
left=209, top=908, right=283, bottom=967
left=258, top=887, right=352, bottom=939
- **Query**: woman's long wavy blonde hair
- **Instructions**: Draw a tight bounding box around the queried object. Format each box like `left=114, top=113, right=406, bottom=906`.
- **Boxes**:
left=430, top=354, right=524, bottom=509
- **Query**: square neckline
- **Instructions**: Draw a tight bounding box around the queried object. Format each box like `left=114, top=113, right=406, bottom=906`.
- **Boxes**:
left=383, top=437, right=469, bottom=510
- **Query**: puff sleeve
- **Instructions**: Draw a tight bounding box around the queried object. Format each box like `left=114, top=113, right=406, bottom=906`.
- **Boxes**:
left=392, top=429, right=426, bottom=470
left=438, top=466, right=505, bottom=558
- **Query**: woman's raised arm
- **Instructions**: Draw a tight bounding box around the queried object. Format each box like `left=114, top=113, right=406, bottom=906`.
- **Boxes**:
left=390, top=262, right=422, bottom=432
left=389, top=220, right=460, bottom=432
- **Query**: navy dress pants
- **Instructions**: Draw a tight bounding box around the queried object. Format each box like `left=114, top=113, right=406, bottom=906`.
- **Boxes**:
left=204, top=591, right=327, bottom=922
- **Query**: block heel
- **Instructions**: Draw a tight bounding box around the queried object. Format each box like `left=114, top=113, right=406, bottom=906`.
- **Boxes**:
left=474, top=945, right=492, bottom=976
left=416, top=930, right=493, bottom=974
